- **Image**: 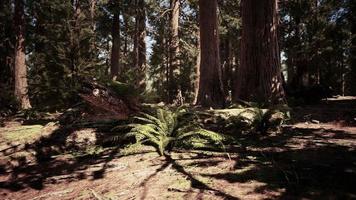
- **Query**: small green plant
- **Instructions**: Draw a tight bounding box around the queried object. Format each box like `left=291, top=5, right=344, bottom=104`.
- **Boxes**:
left=227, top=105, right=290, bottom=134
left=115, top=107, right=224, bottom=156
left=107, top=80, right=137, bottom=97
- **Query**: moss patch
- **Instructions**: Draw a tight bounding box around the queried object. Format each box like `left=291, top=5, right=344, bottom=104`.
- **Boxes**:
left=0, top=125, right=43, bottom=143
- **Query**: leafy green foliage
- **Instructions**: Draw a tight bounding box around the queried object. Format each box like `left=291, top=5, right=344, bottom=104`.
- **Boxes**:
left=226, top=106, right=290, bottom=134
left=26, top=0, right=106, bottom=109
left=280, top=0, right=353, bottom=95
left=0, top=84, right=18, bottom=117
left=107, top=80, right=139, bottom=97
left=1, top=0, right=356, bottom=113
left=115, top=107, right=224, bottom=156
left=147, top=1, right=198, bottom=102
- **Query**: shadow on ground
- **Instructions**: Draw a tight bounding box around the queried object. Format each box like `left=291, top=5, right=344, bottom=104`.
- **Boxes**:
left=0, top=117, right=132, bottom=191
left=0, top=98, right=355, bottom=199
left=209, top=127, right=356, bottom=199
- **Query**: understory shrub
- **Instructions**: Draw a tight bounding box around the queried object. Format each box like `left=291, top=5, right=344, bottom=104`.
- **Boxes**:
left=113, top=107, right=224, bottom=156
left=200, top=104, right=290, bottom=135
left=226, top=106, right=290, bottom=134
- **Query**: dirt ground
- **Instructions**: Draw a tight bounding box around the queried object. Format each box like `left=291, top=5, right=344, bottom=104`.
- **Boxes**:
left=0, top=97, right=356, bottom=200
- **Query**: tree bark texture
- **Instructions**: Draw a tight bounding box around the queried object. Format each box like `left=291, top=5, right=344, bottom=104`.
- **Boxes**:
left=233, top=0, right=286, bottom=105
left=111, top=11, right=120, bottom=80
left=134, top=0, right=146, bottom=92
left=168, top=0, right=180, bottom=103
left=14, top=0, right=31, bottom=109
left=196, top=0, right=225, bottom=108
left=193, top=28, right=201, bottom=105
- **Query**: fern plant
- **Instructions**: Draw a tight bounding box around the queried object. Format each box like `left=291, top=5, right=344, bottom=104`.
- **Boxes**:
left=116, top=107, right=224, bottom=156
left=227, top=105, right=289, bottom=134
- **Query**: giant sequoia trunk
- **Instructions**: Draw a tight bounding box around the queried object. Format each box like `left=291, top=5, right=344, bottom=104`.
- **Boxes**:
left=14, top=0, right=31, bottom=109
left=168, top=0, right=180, bottom=103
left=233, top=0, right=286, bottom=105
left=196, top=0, right=225, bottom=108
left=134, top=0, right=146, bottom=92
left=111, top=11, right=120, bottom=80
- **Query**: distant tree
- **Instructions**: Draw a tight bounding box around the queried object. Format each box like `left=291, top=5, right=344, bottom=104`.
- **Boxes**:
left=193, top=28, right=200, bottom=105
left=280, top=0, right=351, bottom=96
left=14, top=0, right=31, bottom=109
left=0, top=0, right=13, bottom=89
left=27, top=0, right=104, bottom=108
left=349, top=0, right=356, bottom=95
left=219, top=0, right=241, bottom=100
left=196, top=0, right=225, bottom=108
left=233, top=0, right=286, bottom=105
left=147, top=1, right=198, bottom=103
left=110, top=2, right=121, bottom=80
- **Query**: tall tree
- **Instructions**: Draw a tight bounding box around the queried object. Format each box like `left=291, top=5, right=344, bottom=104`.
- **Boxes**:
left=219, top=0, right=241, bottom=100
left=0, top=0, right=13, bottom=88
left=280, top=0, right=350, bottom=95
left=233, top=0, right=286, bottom=105
left=134, top=0, right=146, bottom=92
left=110, top=5, right=120, bottom=80
left=14, top=0, right=31, bottom=109
left=193, top=28, right=201, bottom=105
left=168, top=0, right=180, bottom=102
left=196, top=0, right=225, bottom=108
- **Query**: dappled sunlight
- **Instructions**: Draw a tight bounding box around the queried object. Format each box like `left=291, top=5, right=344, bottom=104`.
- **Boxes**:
left=1, top=0, right=355, bottom=199
left=1, top=120, right=356, bottom=199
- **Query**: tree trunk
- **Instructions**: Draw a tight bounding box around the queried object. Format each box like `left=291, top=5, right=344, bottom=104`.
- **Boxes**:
left=90, top=0, right=96, bottom=54
left=233, top=0, right=286, bottom=105
left=291, top=16, right=309, bottom=89
left=196, top=0, right=225, bottom=108
left=168, top=0, right=180, bottom=103
left=221, top=36, right=233, bottom=97
left=111, top=11, right=120, bottom=80
left=134, top=0, right=146, bottom=92
left=123, top=13, right=128, bottom=58
left=193, top=28, right=201, bottom=105
left=349, top=1, right=356, bottom=95
left=14, top=0, right=31, bottom=109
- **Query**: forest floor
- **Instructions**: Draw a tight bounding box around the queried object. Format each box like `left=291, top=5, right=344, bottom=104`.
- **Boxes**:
left=0, top=97, right=356, bottom=200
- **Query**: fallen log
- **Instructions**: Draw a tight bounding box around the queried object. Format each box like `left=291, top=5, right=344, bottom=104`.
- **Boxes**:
left=78, top=79, right=140, bottom=120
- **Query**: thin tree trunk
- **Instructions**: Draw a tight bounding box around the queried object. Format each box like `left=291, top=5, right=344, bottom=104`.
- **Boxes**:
left=196, top=0, right=225, bottom=108
left=14, top=0, right=31, bottom=109
left=164, top=24, right=171, bottom=102
left=193, top=28, right=201, bottom=105
left=233, top=0, right=286, bottom=105
left=221, top=36, right=232, bottom=97
left=341, top=57, right=345, bottom=96
left=133, top=1, right=138, bottom=71
left=168, top=0, right=180, bottom=103
left=90, top=0, right=96, bottom=54
left=111, top=10, right=120, bottom=80
left=134, top=0, right=146, bottom=92
left=292, top=16, right=309, bottom=88
left=123, top=14, right=128, bottom=57
left=349, top=1, right=356, bottom=95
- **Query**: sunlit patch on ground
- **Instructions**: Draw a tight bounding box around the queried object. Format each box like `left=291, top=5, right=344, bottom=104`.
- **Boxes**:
left=0, top=98, right=356, bottom=199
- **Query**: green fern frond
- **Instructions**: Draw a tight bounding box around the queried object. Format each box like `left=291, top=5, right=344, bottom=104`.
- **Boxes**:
left=117, top=107, right=225, bottom=156
left=177, top=129, right=223, bottom=142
